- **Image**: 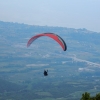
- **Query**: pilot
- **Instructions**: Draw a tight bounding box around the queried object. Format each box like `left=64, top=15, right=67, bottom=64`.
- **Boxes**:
left=44, top=70, right=48, bottom=76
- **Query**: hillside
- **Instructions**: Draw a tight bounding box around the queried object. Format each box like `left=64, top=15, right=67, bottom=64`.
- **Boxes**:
left=0, top=21, right=100, bottom=100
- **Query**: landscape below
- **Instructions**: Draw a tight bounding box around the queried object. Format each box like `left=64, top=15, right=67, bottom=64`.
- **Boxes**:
left=0, top=21, right=100, bottom=100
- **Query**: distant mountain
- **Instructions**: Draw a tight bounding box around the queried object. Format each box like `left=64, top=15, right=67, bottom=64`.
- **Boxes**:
left=0, top=20, right=100, bottom=54
left=0, top=21, right=100, bottom=100
left=0, top=20, right=100, bottom=72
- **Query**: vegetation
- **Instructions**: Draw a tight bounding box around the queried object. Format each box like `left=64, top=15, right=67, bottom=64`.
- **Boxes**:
left=80, top=92, right=100, bottom=100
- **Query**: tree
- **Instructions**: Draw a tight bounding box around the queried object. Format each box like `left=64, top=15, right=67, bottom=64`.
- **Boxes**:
left=80, top=92, right=100, bottom=100
left=80, top=92, right=91, bottom=100
left=95, top=93, right=100, bottom=100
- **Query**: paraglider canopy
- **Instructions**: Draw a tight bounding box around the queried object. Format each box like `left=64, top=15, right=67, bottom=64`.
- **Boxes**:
left=27, top=33, right=67, bottom=51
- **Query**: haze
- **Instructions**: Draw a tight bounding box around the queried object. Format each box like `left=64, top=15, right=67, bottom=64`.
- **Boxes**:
left=0, top=0, right=100, bottom=32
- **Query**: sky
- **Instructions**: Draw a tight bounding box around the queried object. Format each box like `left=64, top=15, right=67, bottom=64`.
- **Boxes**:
left=0, top=0, right=100, bottom=32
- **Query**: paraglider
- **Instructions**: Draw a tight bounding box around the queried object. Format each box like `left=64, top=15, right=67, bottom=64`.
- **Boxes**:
left=27, top=33, right=67, bottom=51
left=44, top=70, right=48, bottom=76
left=27, top=33, right=67, bottom=76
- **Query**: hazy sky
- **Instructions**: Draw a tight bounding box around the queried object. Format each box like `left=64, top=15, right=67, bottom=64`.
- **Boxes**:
left=0, top=0, right=100, bottom=32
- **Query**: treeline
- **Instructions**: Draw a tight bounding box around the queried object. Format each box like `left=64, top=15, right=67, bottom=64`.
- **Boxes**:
left=80, top=92, right=100, bottom=100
